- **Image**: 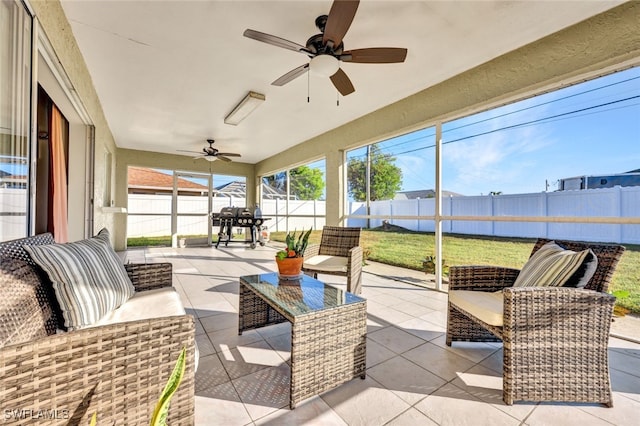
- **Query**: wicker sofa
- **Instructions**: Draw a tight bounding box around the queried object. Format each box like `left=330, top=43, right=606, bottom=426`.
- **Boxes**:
left=0, top=233, right=196, bottom=425
left=446, top=238, right=625, bottom=407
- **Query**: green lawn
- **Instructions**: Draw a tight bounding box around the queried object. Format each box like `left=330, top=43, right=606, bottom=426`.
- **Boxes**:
left=270, top=228, right=640, bottom=315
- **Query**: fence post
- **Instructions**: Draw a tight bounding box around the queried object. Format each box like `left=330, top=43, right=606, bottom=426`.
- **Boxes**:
left=616, top=186, right=623, bottom=243
left=490, top=194, right=495, bottom=236
left=543, top=192, right=549, bottom=238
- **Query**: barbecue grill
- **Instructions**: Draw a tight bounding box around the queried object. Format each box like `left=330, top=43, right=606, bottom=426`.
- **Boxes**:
left=212, top=206, right=269, bottom=249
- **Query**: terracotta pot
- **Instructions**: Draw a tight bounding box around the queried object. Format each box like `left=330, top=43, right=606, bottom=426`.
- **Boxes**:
left=275, top=256, right=304, bottom=276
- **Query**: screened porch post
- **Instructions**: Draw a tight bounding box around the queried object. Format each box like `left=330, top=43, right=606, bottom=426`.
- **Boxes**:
left=435, top=123, right=443, bottom=291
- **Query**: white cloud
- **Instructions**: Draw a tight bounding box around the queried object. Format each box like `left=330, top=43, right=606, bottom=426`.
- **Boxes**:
left=443, top=111, right=556, bottom=195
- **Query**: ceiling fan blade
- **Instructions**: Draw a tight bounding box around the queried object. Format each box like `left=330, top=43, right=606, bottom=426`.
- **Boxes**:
left=330, top=68, right=355, bottom=96
left=177, top=149, right=203, bottom=155
left=341, top=47, right=408, bottom=63
left=323, top=0, right=359, bottom=48
left=216, top=153, right=241, bottom=157
left=272, top=63, right=309, bottom=86
left=216, top=155, right=233, bottom=163
left=243, top=29, right=311, bottom=55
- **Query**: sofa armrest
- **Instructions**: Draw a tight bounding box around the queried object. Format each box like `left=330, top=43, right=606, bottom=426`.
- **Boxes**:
left=0, top=315, right=195, bottom=425
left=125, top=262, right=172, bottom=291
left=501, top=286, right=614, bottom=402
left=303, top=244, right=320, bottom=259
left=503, top=286, right=615, bottom=332
left=347, top=246, right=363, bottom=272
left=448, top=265, right=520, bottom=291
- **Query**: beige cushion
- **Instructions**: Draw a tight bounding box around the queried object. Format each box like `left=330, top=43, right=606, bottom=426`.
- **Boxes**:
left=90, top=287, right=199, bottom=370
left=449, top=290, right=504, bottom=327
left=90, top=287, right=185, bottom=326
left=303, top=255, right=348, bottom=273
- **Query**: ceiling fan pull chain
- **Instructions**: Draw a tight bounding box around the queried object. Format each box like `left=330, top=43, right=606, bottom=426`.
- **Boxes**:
left=337, top=91, right=339, bottom=107
left=307, top=69, right=310, bottom=103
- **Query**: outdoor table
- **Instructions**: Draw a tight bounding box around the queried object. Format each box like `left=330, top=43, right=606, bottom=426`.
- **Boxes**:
left=238, top=273, right=367, bottom=408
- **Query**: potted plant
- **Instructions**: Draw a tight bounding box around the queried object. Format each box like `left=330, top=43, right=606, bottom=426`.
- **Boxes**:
left=422, top=255, right=446, bottom=274
left=275, top=228, right=312, bottom=276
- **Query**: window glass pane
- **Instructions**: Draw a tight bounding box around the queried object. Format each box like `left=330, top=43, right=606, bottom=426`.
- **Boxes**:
left=346, top=128, right=435, bottom=229
left=261, top=160, right=326, bottom=233
left=288, top=159, right=325, bottom=231
left=442, top=67, right=640, bottom=196
left=213, top=174, right=247, bottom=209
left=0, top=0, right=32, bottom=241
left=127, top=167, right=173, bottom=241
left=439, top=68, right=640, bottom=337
left=261, top=171, right=288, bottom=232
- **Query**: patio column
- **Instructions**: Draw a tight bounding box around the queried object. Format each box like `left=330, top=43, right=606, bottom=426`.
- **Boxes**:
left=324, top=149, right=345, bottom=226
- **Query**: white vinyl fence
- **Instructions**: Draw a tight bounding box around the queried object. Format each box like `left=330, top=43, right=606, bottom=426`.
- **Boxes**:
left=127, top=195, right=326, bottom=237
left=127, top=186, right=640, bottom=244
left=348, top=186, right=640, bottom=244
left=0, top=188, right=27, bottom=241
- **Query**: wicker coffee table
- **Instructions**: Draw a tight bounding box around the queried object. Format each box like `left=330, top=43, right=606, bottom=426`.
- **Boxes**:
left=238, top=273, right=367, bottom=408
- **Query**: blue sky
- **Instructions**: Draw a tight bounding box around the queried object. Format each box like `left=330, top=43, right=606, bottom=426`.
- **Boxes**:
left=375, top=66, right=640, bottom=196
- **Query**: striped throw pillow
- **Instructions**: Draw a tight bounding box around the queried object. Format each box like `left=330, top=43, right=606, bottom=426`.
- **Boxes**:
left=513, top=241, right=592, bottom=288
left=23, top=228, right=134, bottom=330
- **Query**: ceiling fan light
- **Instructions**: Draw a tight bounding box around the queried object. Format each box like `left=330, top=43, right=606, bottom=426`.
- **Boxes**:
left=310, top=54, right=340, bottom=77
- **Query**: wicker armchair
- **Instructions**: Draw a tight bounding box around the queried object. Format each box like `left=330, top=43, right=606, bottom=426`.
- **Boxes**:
left=446, top=238, right=625, bottom=406
left=302, top=226, right=363, bottom=294
left=0, top=234, right=195, bottom=425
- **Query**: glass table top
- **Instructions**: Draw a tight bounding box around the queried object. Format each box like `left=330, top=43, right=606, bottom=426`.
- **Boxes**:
left=240, top=273, right=366, bottom=318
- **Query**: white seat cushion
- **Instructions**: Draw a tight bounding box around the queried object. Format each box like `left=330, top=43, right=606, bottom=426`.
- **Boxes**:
left=90, top=286, right=199, bottom=371
left=449, top=290, right=504, bottom=327
left=91, top=287, right=185, bottom=326
left=303, top=255, right=348, bottom=273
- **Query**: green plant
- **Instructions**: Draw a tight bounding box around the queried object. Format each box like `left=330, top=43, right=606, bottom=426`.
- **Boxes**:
left=276, top=228, right=312, bottom=260
left=422, top=255, right=446, bottom=274
left=150, top=347, right=187, bottom=426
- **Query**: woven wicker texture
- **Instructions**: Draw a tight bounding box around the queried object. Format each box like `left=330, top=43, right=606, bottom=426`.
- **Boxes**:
left=0, top=234, right=61, bottom=334
left=446, top=238, right=624, bottom=406
left=0, top=259, right=52, bottom=346
left=0, top=234, right=195, bottom=424
left=125, top=262, right=173, bottom=291
left=302, top=226, right=363, bottom=294
left=239, top=274, right=367, bottom=408
left=0, top=316, right=196, bottom=425
left=0, top=232, right=55, bottom=265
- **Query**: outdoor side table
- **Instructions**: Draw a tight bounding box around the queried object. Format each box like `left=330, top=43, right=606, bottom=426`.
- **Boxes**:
left=238, top=273, right=367, bottom=409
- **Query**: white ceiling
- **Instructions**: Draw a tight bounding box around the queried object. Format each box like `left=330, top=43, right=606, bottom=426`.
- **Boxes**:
left=59, top=0, right=623, bottom=165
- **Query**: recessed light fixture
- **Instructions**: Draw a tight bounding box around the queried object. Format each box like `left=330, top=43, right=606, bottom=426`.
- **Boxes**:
left=224, top=91, right=266, bottom=125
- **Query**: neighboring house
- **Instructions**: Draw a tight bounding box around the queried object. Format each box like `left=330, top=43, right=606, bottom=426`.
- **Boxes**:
left=558, top=170, right=640, bottom=191
left=127, top=169, right=287, bottom=200
left=128, top=167, right=209, bottom=196
left=394, top=189, right=462, bottom=200
left=216, top=180, right=289, bottom=200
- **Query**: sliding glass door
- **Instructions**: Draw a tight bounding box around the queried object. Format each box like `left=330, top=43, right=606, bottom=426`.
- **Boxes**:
left=0, top=0, right=32, bottom=241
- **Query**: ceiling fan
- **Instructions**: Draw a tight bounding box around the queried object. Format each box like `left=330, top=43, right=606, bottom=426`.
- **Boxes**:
left=178, top=139, right=241, bottom=162
left=244, top=0, right=407, bottom=96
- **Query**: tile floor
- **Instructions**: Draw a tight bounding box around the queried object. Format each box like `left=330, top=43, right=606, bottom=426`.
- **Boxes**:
left=123, top=244, right=640, bottom=426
